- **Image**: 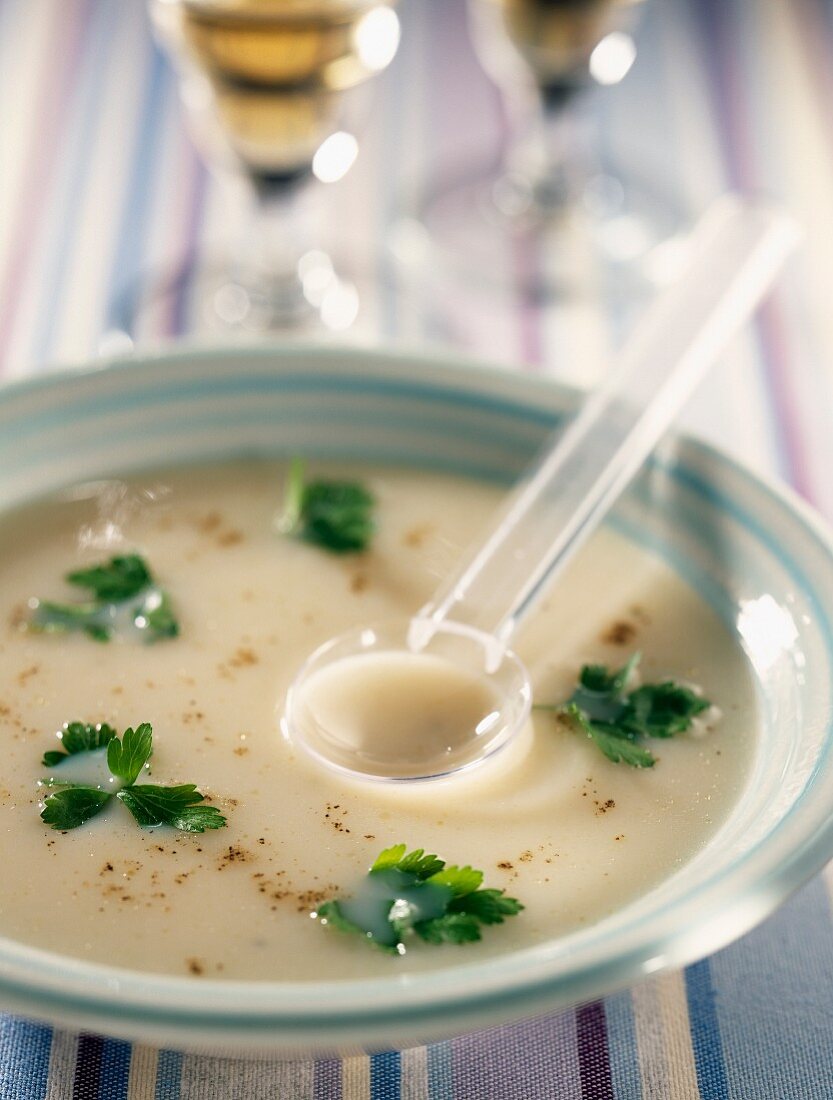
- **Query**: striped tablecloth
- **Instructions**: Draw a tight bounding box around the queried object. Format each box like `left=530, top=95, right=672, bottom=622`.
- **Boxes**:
left=2, top=0, right=833, bottom=1096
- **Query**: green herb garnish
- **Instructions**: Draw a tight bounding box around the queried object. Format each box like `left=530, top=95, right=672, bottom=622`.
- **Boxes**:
left=39, top=721, right=226, bottom=833
left=106, top=722, right=155, bottom=785
left=278, top=458, right=375, bottom=554
left=41, top=721, right=117, bottom=768
left=29, top=553, right=179, bottom=643
left=537, top=653, right=711, bottom=767
left=317, top=843, right=523, bottom=953
left=41, top=787, right=113, bottom=830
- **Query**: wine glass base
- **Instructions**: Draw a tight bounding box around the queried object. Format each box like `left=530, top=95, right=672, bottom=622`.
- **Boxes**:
left=414, top=156, right=689, bottom=309
left=107, top=252, right=364, bottom=345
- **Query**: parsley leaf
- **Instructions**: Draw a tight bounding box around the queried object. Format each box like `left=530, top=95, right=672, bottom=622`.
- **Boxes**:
left=278, top=458, right=375, bottom=554
left=38, top=722, right=227, bottom=833
left=578, top=651, right=640, bottom=697
left=107, top=723, right=153, bottom=785
left=30, top=553, right=179, bottom=643
left=370, top=843, right=445, bottom=880
left=415, top=912, right=483, bottom=944
left=65, top=555, right=151, bottom=602
left=29, top=600, right=112, bottom=643
left=42, top=721, right=117, bottom=768
left=117, top=784, right=226, bottom=832
left=623, top=682, right=709, bottom=739
left=317, top=845, right=523, bottom=952
left=39, top=786, right=113, bottom=830
left=140, top=590, right=178, bottom=638
left=537, top=654, right=712, bottom=767
left=315, top=900, right=365, bottom=937
left=565, top=704, right=657, bottom=768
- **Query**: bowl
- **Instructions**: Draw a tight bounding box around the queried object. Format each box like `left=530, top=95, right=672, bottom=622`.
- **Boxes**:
left=1, top=342, right=833, bottom=1055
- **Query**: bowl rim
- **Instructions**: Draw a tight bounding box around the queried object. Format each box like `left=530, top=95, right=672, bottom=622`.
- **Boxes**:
left=3, top=340, right=833, bottom=1046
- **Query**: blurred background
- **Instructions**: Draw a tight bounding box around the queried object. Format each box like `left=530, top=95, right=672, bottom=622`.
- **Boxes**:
left=2, top=0, right=831, bottom=525
left=1, top=0, right=829, bottom=537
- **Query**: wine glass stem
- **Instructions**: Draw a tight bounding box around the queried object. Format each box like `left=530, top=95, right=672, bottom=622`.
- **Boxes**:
left=539, top=88, right=586, bottom=204
left=229, top=179, right=311, bottom=317
left=501, top=83, right=584, bottom=215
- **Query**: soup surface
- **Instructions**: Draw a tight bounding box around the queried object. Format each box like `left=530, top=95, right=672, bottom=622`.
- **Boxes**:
left=0, top=461, right=756, bottom=980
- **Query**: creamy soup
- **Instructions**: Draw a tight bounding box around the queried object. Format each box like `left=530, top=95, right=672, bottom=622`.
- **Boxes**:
left=0, top=461, right=756, bottom=980
left=292, top=650, right=509, bottom=778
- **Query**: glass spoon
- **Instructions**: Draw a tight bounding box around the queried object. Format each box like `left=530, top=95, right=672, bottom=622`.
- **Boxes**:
left=284, top=195, right=799, bottom=783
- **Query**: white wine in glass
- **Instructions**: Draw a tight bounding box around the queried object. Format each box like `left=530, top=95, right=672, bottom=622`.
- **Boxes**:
left=485, top=0, right=643, bottom=108
left=146, top=0, right=400, bottom=332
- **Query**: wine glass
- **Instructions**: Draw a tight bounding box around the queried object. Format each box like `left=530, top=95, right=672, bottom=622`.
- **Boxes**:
left=132, top=0, right=400, bottom=336
left=418, top=0, right=677, bottom=308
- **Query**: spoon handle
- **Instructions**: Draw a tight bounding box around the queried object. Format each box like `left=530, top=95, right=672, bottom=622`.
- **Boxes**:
left=415, top=196, right=799, bottom=648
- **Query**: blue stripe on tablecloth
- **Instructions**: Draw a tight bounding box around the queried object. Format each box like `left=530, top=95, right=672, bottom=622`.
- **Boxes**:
left=28, top=0, right=120, bottom=368
left=711, top=878, right=833, bottom=1100
left=427, top=1040, right=454, bottom=1100
left=370, top=1050, right=401, bottom=1099
left=0, top=1017, right=51, bottom=1099
left=685, top=960, right=729, bottom=1100
left=155, top=1048, right=183, bottom=1100
left=102, top=42, right=171, bottom=335
left=604, top=991, right=641, bottom=1100
left=99, top=1037, right=132, bottom=1099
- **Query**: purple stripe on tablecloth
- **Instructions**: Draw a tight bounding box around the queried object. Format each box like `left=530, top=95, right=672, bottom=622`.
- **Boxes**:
left=0, top=0, right=93, bottom=371
left=29, top=0, right=120, bottom=367
left=72, top=1033, right=104, bottom=1100
left=103, top=43, right=171, bottom=336
left=691, top=0, right=808, bottom=498
left=791, top=0, right=833, bottom=137
left=576, top=1002, right=614, bottom=1100
left=167, top=147, right=209, bottom=339
left=314, top=1056, right=342, bottom=1100
left=452, top=1011, right=582, bottom=1099
left=692, top=0, right=753, bottom=195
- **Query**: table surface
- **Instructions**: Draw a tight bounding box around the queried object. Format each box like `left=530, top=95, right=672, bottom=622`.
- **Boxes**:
left=2, top=0, right=833, bottom=1096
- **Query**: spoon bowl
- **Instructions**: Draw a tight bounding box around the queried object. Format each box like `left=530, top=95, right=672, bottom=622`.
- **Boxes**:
left=283, top=619, right=531, bottom=781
